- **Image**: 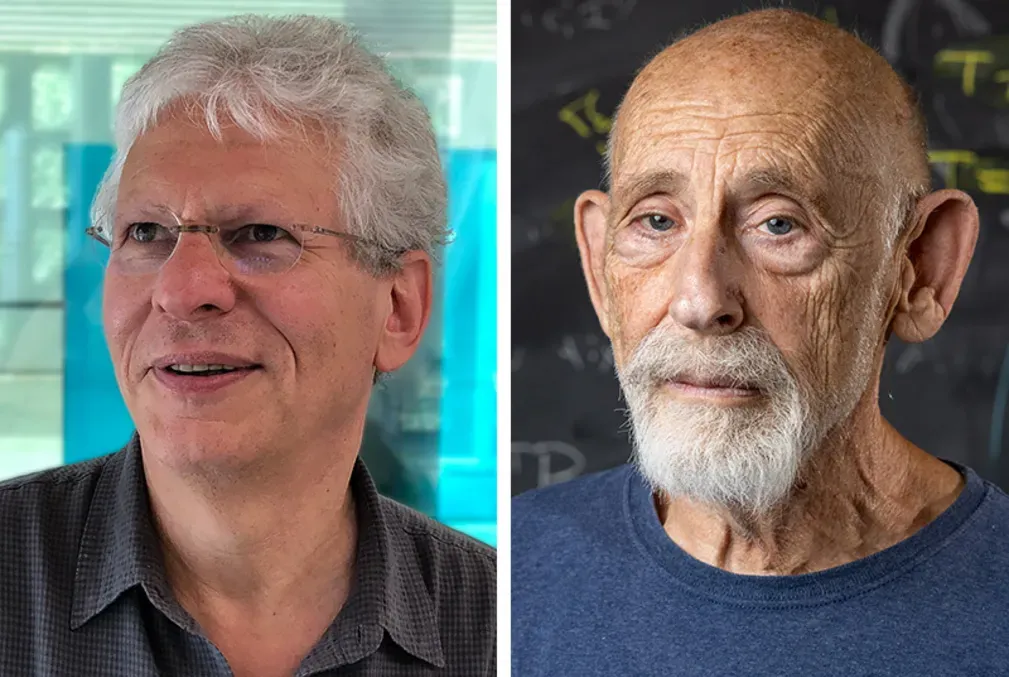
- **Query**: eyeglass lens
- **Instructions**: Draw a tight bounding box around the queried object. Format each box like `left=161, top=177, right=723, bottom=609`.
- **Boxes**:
left=108, top=222, right=309, bottom=275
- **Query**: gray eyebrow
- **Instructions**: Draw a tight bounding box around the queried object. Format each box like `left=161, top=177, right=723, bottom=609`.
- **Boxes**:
left=610, top=165, right=829, bottom=222
left=117, top=200, right=293, bottom=226
left=610, top=170, right=690, bottom=218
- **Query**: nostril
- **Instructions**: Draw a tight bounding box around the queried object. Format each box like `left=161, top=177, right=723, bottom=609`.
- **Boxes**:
left=715, top=313, right=736, bottom=326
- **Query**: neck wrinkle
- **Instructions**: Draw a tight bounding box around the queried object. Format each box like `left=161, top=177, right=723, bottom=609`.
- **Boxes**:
left=658, top=390, right=965, bottom=576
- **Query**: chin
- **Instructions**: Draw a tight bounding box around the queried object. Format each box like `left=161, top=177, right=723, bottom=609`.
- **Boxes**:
left=629, top=387, right=817, bottom=516
left=139, top=417, right=273, bottom=475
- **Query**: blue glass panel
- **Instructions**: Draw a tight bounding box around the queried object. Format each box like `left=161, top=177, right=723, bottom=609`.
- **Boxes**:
left=63, top=142, right=133, bottom=463
left=437, top=149, right=497, bottom=545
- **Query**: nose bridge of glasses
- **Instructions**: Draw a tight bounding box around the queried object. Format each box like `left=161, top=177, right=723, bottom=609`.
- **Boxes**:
left=168, top=225, right=231, bottom=266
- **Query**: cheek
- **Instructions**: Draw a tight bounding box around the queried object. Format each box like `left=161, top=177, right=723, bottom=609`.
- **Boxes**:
left=605, top=262, right=672, bottom=363
left=269, top=274, right=382, bottom=376
left=101, top=274, right=148, bottom=364
left=761, top=263, right=877, bottom=393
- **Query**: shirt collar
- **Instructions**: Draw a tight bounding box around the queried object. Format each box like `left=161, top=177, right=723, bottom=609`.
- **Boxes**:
left=70, top=434, right=445, bottom=669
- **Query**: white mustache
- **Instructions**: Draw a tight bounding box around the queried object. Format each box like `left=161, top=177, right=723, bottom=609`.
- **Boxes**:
left=619, top=325, right=795, bottom=394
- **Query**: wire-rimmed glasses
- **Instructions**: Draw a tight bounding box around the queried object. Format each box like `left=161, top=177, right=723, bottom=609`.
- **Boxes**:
left=85, top=221, right=402, bottom=275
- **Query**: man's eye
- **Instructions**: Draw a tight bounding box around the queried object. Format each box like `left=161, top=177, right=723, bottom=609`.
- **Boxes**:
left=758, top=217, right=795, bottom=236
left=232, top=224, right=295, bottom=243
left=127, top=222, right=166, bottom=242
left=642, top=214, right=675, bottom=232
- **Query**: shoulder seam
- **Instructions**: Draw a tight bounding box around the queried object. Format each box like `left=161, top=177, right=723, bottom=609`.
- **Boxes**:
left=0, top=460, right=107, bottom=495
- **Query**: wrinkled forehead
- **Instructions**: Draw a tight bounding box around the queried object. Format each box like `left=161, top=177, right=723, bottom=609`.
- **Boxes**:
left=609, top=79, right=882, bottom=221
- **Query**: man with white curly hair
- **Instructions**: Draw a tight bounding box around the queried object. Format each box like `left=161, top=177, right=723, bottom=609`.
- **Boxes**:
left=513, top=9, right=1009, bottom=676
left=0, top=15, right=494, bottom=677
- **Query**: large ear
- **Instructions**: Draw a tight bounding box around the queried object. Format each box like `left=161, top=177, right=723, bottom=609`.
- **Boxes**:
left=374, top=251, right=432, bottom=373
left=890, top=189, right=979, bottom=343
left=574, top=189, right=613, bottom=338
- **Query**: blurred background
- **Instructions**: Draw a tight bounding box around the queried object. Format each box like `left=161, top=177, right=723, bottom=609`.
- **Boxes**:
left=512, top=0, right=1009, bottom=496
left=0, top=0, right=496, bottom=544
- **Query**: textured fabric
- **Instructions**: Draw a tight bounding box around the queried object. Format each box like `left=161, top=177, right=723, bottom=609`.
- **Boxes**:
left=0, top=435, right=495, bottom=676
left=512, top=461, right=1009, bottom=677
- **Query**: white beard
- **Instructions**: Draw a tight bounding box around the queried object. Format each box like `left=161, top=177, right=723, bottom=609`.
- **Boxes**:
left=617, top=326, right=840, bottom=516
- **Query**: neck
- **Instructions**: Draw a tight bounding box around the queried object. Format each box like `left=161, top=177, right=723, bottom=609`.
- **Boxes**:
left=142, top=423, right=362, bottom=626
left=657, top=387, right=965, bottom=575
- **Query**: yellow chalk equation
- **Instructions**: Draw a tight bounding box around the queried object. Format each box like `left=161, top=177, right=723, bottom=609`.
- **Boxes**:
left=995, top=70, right=1009, bottom=101
left=929, top=149, right=1009, bottom=195
left=932, top=38, right=1009, bottom=103
left=558, top=89, right=612, bottom=155
left=935, top=50, right=994, bottom=96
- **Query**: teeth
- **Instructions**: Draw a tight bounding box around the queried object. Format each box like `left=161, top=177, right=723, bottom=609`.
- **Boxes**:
left=169, top=364, right=239, bottom=373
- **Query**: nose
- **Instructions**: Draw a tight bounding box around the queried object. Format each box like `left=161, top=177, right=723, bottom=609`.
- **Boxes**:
left=151, top=232, right=237, bottom=320
left=667, top=226, right=743, bottom=336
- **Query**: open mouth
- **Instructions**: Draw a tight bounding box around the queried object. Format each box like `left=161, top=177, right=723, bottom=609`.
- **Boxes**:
left=163, top=364, right=261, bottom=377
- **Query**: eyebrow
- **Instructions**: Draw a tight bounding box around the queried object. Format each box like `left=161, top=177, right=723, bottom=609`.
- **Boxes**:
left=611, top=170, right=689, bottom=218
left=117, top=200, right=291, bottom=226
left=610, top=166, right=830, bottom=223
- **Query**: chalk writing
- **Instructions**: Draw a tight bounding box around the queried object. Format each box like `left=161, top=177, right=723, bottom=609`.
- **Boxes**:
left=928, top=150, right=1009, bottom=194
left=558, top=88, right=613, bottom=155
left=883, top=0, right=990, bottom=64
left=895, top=344, right=925, bottom=374
left=931, top=37, right=1009, bottom=106
left=512, top=440, right=587, bottom=487
left=994, top=70, right=1009, bottom=101
left=521, top=0, right=638, bottom=40
left=935, top=49, right=994, bottom=96
left=557, top=333, right=613, bottom=372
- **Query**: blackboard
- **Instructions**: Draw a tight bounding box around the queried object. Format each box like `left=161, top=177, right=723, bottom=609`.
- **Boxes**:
left=511, top=0, right=1009, bottom=494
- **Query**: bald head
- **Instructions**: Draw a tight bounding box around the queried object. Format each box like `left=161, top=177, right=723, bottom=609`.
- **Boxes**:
left=607, top=9, right=930, bottom=242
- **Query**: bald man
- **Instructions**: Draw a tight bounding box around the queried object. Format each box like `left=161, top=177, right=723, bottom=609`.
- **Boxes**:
left=511, top=9, right=1009, bottom=676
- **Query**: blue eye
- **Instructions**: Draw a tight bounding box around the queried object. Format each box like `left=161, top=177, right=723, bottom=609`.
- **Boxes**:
left=644, top=214, right=675, bottom=232
left=760, top=217, right=794, bottom=235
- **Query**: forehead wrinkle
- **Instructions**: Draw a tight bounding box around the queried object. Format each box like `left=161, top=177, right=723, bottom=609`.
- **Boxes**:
left=116, top=193, right=295, bottom=226
left=618, top=110, right=825, bottom=171
left=614, top=133, right=832, bottom=221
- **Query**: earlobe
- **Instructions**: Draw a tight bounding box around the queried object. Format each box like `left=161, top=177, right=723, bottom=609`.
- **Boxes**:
left=574, top=190, right=613, bottom=338
left=374, top=252, right=432, bottom=373
left=890, top=189, right=979, bottom=344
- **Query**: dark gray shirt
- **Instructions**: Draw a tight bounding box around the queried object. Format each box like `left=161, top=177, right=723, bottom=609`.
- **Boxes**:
left=0, top=436, right=495, bottom=676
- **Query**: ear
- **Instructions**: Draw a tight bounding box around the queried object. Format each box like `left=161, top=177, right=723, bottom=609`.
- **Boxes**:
left=891, top=189, right=978, bottom=343
left=574, top=189, right=613, bottom=338
left=374, top=251, right=432, bottom=373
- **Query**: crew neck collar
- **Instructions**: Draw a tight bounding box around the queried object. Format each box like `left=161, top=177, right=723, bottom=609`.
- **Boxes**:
left=624, top=460, right=990, bottom=607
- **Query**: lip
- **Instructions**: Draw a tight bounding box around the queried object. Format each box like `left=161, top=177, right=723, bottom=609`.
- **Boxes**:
left=149, top=352, right=262, bottom=397
left=664, top=378, right=761, bottom=400
left=152, top=364, right=261, bottom=396
left=151, top=352, right=260, bottom=370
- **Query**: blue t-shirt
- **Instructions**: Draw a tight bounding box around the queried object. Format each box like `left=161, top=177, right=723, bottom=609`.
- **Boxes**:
left=512, top=462, right=1009, bottom=676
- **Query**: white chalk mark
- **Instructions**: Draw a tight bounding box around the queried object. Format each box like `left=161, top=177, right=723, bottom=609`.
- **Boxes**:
left=896, top=345, right=924, bottom=374
left=512, top=440, right=587, bottom=487
left=557, top=335, right=585, bottom=370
